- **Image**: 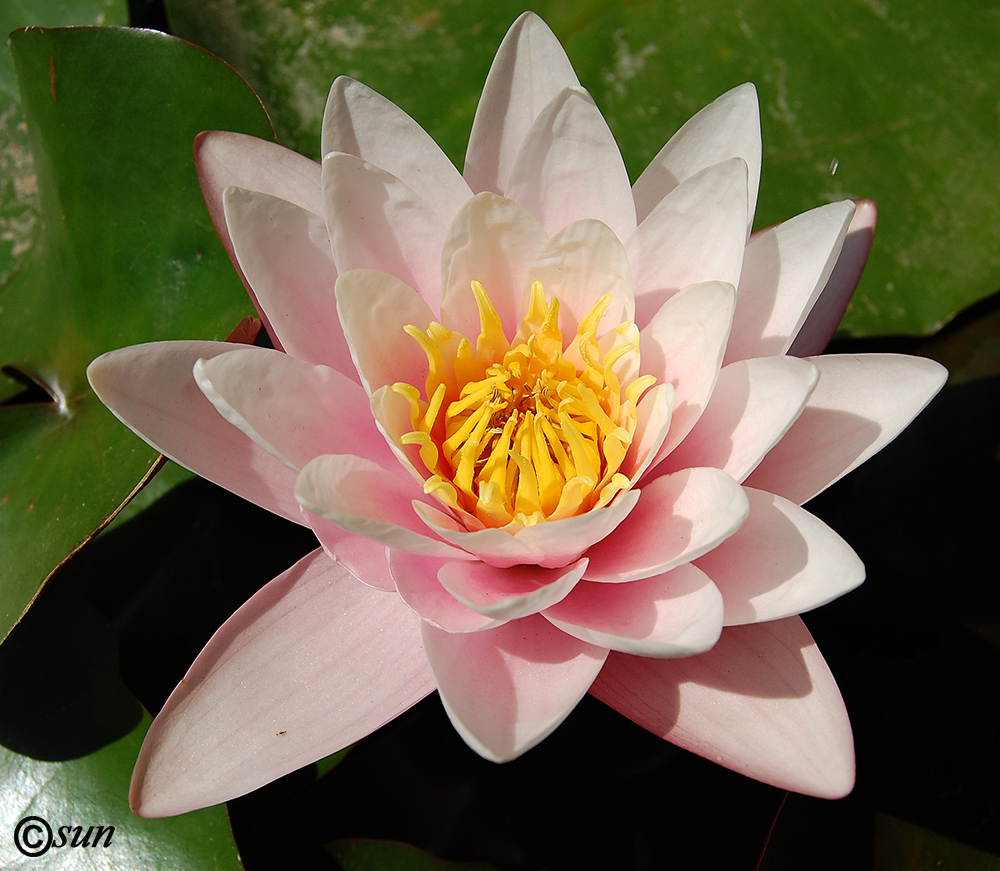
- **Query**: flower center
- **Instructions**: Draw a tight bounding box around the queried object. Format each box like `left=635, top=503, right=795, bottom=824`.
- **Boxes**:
left=393, top=281, right=655, bottom=529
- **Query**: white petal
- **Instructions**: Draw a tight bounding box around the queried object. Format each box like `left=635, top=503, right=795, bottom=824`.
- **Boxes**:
left=422, top=615, right=608, bottom=762
left=130, top=549, right=434, bottom=816
left=543, top=564, right=724, bottom=658
left=696, top=487, right=865, bottom=624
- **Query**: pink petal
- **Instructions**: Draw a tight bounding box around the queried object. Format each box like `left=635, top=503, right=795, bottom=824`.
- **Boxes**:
left=322, top=76, right=472, bottom=223
left=590, top=616, right=855, bottom=798
left=305, top=510, right=396, bottom=591
left=195, top=131, right=323, bottom=350
left=583, top=469, right=749, bottom=583
left=464, top=11, right=580, bottom=196
left=439, top=192, right=549, bottom=339
left=505, top=88, right=636, bottom=241
left=389, top=550, right=503, bottom=632
left=628, top=158, right=748, bottom=327
left=335, top=269, right=436, bottom=394
left=745, top=354, right=948, bottom=504
left=725, top=200, right=855, bottom=365
left=437, top=558, right=587, bottom=619
left=415, top=489, right=641, bottom=570
left=632, top=83, right=761, bottom=229
left=543, top=564, right=724, bottom=658
left=640, top=281, right=736, bottom=466
left=696, top=487, right=864, bottom=625
left=222, top=187, right=355, bottom=376
left=322, top=153, right=446, bottom=310
left=295, top=454, right=470, bottom=560
left=661, top=356, right=818, bottom=483
left=130, top=549, right=434, bottom=817
left=193, top=346, right=394, bottom=471
left=526, top=219, right=634, bottom=339
left=622, top=382, right=675, bottom=483
left=422, top=614, right=608, bottom=761
left=87, top=342, right=303, bottom=525
left=789, top=200, right=877, bottom=357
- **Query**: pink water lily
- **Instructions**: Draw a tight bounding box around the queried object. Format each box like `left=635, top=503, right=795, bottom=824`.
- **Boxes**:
left=88, top=13, right=945, bottom=818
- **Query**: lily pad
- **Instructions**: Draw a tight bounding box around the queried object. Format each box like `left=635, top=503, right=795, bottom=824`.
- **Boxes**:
left=0, top=26, right=273, bottom=644
left=165, top=0, right=1000, bottom=338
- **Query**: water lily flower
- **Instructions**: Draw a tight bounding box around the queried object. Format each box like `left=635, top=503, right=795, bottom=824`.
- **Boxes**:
left=88, top=13, right=946, bottom=818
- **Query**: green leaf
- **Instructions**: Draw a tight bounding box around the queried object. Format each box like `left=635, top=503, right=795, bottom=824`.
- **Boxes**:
left=0, top=27, right=274, bottom=644
left=0, top=578, right=243, bottom=871
left=874, top=812, right=1000, bottom=871
left=165, top=0, right=1000, bottom=337
left=328, top=840, right=497, bottom=871
left=0, top=0, right=127, bottom=293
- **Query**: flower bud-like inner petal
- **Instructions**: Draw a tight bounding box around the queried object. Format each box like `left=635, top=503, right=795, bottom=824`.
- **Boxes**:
left=394, top=281, right=655, bottom=529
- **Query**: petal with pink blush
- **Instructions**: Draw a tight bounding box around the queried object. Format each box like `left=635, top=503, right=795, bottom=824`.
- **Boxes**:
left=440, top=192, right=549, bottom=338
left=194, top=347, right=394, bottom=472
left=725, top=200, right=855, bottom=365
left=304, top=509, right=395, bottom=591
left=437, top=558, right=587, bottom=619
left=322, top=77, right=471, bottom=222
left=632, top=83, right=761, bottom=228
left=465, top=12, right=580, bottom=196
left=295, top=454, right=471, bottom=560
left=543, top=564, right=724, bottom=658
left=695, top=487, right=864, bottom=625
left=789, top=200, right=877, bottom=357
left=87, top=342, right=303, bottom=525
left=590, top=617, right=855, bottom=799
left=130, top=549, right=434, bottom=817
left=640, top=281, right=736, bottom=466
left=422, top=615, right=608, bottom=762
left=390, top=551, right=504, bottom=632
left=661, top=356, right=818, bottom=483
left=629, top=158, right=748, bottom=326
left=222, top=187, right=354, bottom=375
left=415, top=489, right=640, bottom=570
left=506, top=88, right=636, bottom=241
left=526, top=219, right=634, bottom=338
left=746, top=354, right=948, bottom=504
left=323, top=153, right=446, bottom=309
left=622, top=382, right=675, bottom=484
left=583, top=469, right=749, bottom=583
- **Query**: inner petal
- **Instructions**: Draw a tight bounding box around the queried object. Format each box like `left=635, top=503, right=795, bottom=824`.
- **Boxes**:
left=393, top=280, right=656, bottom=530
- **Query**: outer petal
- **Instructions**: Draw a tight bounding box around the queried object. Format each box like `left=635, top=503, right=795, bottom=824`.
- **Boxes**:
left=222, top=187, right=354, bottom=376
left=322, top=76, right=472, bottom=223
left=87, top=342, right=302, bottom=525
left=437, top=558, right=587, bottom=620
left=422, top=615, right=608, bottom=762
left=130, top=549, right=435, bottom=817
left=389, top=550, right=503, bottom=632
left=661, top=356, right=819, bottom=483
left=543, top=564, right=724, bottom=658
left=640, top=281, right=736, bottom=466
left=323, top=153, right=446, bottom=310
left=335, top=269, right=435, bottom=394
left=296, top=454, right=472, bottom=560
left=632, top=83, right=761, bottom=229
left=195, top=131, right=323, bottom=349
left=305, top=510, right=396, bottom=592
left=526, top=219, right=634, bottom=338
left=590, top=617, right=855, bottom=799
left=628, top=158, right=748, bottom=327
left=789, top=200, right=877, bottom=357
left=725, top=200, right=855, bottom=365
left=465, top=11, right=580, bottom=195
left=745, top=354, right=948, bottom=504
left=583, top=469, right=749, bottom=583
left=696, top=487, right=865, bottom=625
left=440, top=192, right=549, bottom=338
left=193, top=346, right=395, bottom=471
left=505, top=88, right=636, bottom=241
